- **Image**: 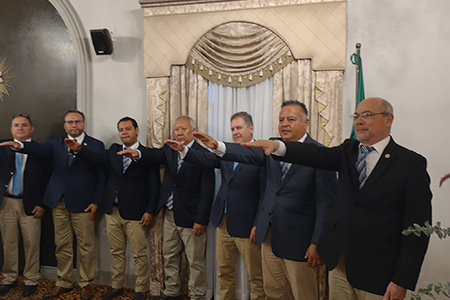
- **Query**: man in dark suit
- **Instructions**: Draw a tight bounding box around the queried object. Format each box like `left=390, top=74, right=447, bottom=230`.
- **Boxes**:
left=120, top=115, right=215, bottom=300
left=0, top=109, right=106, bottom=300
left=0, top=114, right=50, bottom=297
left=243, top=98, right=432, bottom=300
left=193, top=101, right=337, bottom=300
left=165, top=112, right=266, bottom=300
left=65, top=116, right=160, bottom=300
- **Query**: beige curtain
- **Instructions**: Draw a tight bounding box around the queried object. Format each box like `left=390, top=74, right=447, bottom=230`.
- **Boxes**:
left=272, top=59, right=343, bottom=147
left=187, top=21, right=293, bottom=88
left=146, top=66, right=208, bottom=298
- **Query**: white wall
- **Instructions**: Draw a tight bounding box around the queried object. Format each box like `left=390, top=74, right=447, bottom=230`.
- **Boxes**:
left=61, top=0, right=450, bottom=293
left=345, top=0, right=450, bottom=294
left=64, top=0, right=148, bottom=281
left=69, top=0, right=147, bottom=147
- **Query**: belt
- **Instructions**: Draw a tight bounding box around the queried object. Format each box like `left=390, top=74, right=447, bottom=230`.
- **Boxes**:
left=4, top=193, right=22, bottom=199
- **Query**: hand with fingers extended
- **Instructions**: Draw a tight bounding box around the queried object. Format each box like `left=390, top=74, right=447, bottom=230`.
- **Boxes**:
left=241, top=139, right=280, bottom=156
left=117, top=149, right=140, bottom=158
left=64, top=138, right=81, bottom=152
left=165, top=139, right=185, bottom=152
left=0, top=140, right=20, bottom=150
left=192, top=132, right=219, bottom=150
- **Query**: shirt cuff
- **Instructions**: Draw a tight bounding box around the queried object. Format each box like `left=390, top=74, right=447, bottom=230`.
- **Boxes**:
left=213, top=141, right=226, bottom=157
left=179, top=146, right=189, bottom=160
left=272, top=141, right=287, bottom=157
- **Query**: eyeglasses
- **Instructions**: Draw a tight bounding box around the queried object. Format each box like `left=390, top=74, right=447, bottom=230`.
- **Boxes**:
left=64, top=120, right=84, bottom=125
left=350, top=111, right=388, bottom=121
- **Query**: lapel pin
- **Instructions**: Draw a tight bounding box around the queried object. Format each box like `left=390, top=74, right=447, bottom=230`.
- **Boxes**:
left=83, top=143, right=87, bottom=146
left=385, top=154, right=390, bottom=159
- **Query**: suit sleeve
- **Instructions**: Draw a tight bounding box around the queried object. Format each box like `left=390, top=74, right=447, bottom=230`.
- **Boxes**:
left=76, top=146, right=109, bottom=165
left=21, top=140, right=54, bottom=157
left=222, top=142, right=267, bottom=166
left=277, top=141, right=343, bottom=171
left=194, top=165, right=215, bottom=226
left=392, top=156, right=432, bottom=291
left=92, top=141, right=107, bottom=206
left=184, top=148, right=221, bottom=168
left=146, top=159, right=161, bottom=215
left=141, top=147, right=166, bottom=165
left=311, top=168, right=337, bottom=245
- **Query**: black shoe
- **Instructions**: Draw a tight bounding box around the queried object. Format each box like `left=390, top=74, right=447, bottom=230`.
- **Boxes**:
left=149, top=294, right=180, bottom=300
left=22, top=285, right=38, bottom=297
left=99, top=287, right=124, bottom=300
left=0, top=281, right=18, bottom=296
left=132, top=292, right=148, bottom=300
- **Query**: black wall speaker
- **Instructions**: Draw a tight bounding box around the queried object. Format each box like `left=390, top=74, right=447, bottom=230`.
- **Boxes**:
left=90, top=29, right=113, bottom=55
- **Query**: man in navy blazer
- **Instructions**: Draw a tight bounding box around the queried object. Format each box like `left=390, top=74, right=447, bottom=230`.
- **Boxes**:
left=0, top=109, right=106, bottom=300
left=120, top=116, right=215, bottom=300
left=66, top=116, right=160, bottom=300
left=165, top=112, right=266, bottom=300
left=244, top=98, right=432, bottom=300
left=0, top=115, right=51, bottom=297
left=193, top=101, right=337, bottom=300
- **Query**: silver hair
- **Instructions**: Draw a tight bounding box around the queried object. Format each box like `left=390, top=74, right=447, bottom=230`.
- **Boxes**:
left=176, top=115, right=196, bottom=131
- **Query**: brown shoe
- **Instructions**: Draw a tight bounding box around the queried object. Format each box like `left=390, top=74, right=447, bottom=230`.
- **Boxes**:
left=42, top=286, right=73, bottom=299
left=81, top=285, right=94, bottom=300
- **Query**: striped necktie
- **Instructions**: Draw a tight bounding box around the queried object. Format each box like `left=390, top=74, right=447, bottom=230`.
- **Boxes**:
left=280, top=161, right=290, bottom=181
left=67, top=139, right=77, bottom=167
left=12, top=153, right=23, bottom=196
left=123, top=147, right=131, bottom=173
left=167, top=155, right=183, bottom=210
left=355, top=145, right=375, bottom=189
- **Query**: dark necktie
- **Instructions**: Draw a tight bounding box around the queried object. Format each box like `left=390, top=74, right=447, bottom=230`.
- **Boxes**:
left=356, top=145, right=375, bottom=189
left=67, top=139, right=77, bottom=167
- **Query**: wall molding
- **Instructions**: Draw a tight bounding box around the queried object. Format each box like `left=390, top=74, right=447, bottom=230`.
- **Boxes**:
left=48, top=0, right=92, bottom=131
left=140, top=0, right=345, bottom=16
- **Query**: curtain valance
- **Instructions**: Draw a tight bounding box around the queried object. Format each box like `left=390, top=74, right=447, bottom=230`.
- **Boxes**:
left=186, top=21, right=293, bottom=87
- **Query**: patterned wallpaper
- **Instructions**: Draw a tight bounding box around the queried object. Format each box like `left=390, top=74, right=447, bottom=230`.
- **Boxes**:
left=142, top=0, right=346, bottom=78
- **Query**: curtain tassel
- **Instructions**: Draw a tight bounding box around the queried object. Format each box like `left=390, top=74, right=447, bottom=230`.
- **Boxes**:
left=269, top=65, right=273, bottom=72
left=228, top=76, right=232, bottom=83
left=259, top=70, right=264, bottom=77
left=249, top=74, right=253, bottom=81
left=218, top=73, right=221, bottom=80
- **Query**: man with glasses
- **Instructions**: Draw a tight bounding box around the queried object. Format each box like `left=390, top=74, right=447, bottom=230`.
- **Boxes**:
left=241, top=98, right=432, bottom=300
left=0, top=114, right=51, bottom=297
left=0, top=109, right=106, bottom=300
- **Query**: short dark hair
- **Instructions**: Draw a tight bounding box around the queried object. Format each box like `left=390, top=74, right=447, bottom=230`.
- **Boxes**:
left=117, top=116, right=138, bottom=129
left=230, top=111, right=253, bottom=127
left=64, top=109, right=85, bottom=122
left=12, top=114, right=32, bottom=126
left=281, top=100, right=308, bottom=118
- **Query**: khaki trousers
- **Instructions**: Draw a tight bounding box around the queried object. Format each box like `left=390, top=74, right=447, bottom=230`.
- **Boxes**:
left=216, top=215, right=265, bottom=300
left=261, top=228, right=318, bottom=300
left=329, top=256, right=383, bottom=300
left=53, top=198, right=95, bottom=288
left=162, top=209, right=207, bottom=300
left=0, top=197, right=41, bottom=286
left=105, top=207, right=149, bottom=292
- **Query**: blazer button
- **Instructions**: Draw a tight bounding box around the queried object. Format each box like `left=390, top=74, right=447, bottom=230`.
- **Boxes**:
left=4, top=184, right=7, bottom=188
left=10, top=172, right=14, bottom=175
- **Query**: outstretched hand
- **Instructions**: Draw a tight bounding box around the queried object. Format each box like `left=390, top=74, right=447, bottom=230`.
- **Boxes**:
left=165, top=139, right=185, bottom=152
left=241, top=140, right=280, bottom=156
left=192, top=132, right=218, bottom=150
left=117, top=149, right=140, bottom=158
left=0, top=141, right=20, bottom=150
left=64, top=138, right=81, bottom=152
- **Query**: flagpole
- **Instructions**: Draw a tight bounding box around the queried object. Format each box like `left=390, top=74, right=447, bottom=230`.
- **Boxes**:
left=355, top=43, right=361, bottom=107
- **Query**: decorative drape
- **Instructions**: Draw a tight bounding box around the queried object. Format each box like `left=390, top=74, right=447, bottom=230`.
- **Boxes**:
left=187, top=21, right=293, bottom=88
left=272, top=59, right=343, bottom=147
left=146, top=66, right=209, bottom=298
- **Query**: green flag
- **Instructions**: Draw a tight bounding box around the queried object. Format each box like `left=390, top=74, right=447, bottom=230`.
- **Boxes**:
left=350, top=53, right=364, bottom=139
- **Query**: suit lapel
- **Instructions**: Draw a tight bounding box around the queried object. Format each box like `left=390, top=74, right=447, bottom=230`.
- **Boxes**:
left=362, top=139, right=396, bottom=190
left=229, top=161, right=242, bottom=182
